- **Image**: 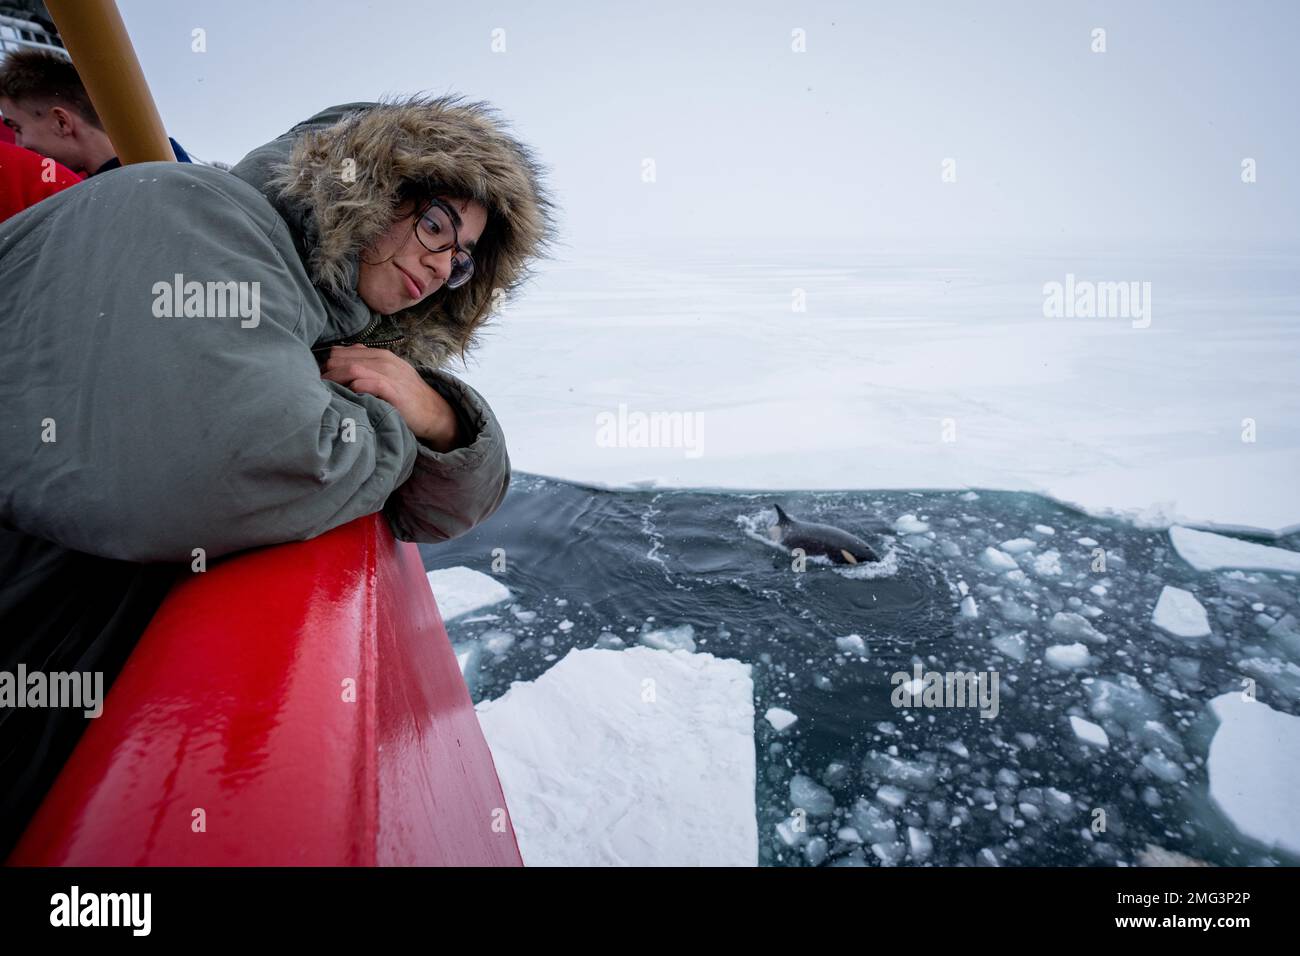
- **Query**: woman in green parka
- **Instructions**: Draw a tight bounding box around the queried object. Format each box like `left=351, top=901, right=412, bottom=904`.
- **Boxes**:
left=0, top=94, right=557, bottom=854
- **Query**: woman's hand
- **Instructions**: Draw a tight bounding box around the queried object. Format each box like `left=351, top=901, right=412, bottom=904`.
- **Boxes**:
left=320, top=345, right=463, bottom=452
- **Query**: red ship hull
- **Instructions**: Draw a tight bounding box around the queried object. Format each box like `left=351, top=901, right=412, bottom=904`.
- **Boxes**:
left=8, top=515, right=522, bottom=866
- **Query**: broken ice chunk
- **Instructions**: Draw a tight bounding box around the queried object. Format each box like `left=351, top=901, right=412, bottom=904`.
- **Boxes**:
left=876, top=785, right=908, bottom=808
left=1170, top=526, right=1300, bottom=574
left=907, top=826, right=933, bottom=862
left=980, top=547, right=1019, bottom=571
left=1205, top=693, right=1300, bottom=857
left=790, top=774, right=836, bottom=817
left=1069, top=715, right=1110, bottom=749
left=991, top=632, right=1028, bottom=661
left=640, top=623, right=697, bottom=652
left=1152, top=586, right=1211, bottom=639
left=1032, top=550, right=1063, bottom=576
left=1141, top=750, right=1187, bottom=784
left=1046, top=643, right=1093, bottom=671
left=1000, top=538, right=1036, bottom=554
left=765, top=707, right=798, bottom=732
left=836, top=634, right=867, bottom=657
left=425, top=566, right=512, bottom=620
left=1049, top=611, right=1108, bottom=645
left=894, top=514, right=930, bottom=534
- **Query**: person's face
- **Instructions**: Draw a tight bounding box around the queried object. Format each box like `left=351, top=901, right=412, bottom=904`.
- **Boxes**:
left=0, top=99, right=85, bottom=171
left=356, top=195, right=488, bottom=315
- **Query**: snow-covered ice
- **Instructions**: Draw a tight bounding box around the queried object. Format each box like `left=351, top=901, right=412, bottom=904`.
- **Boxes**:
left=1031, top=550, right=1063, bottom=577
left=1151, top=585, right=1212, bottom=639
left=457, top=243, right=1300, bottom=536
left=999, top=538, right=1036, bottom=554
left=765, top=707, right=798, bottom=732
left=1206, top=693, right=1300, bottom=858
left=425, top=566, right=511, bottom=621
left=894, top=514, right=930, bottom=534
left=434, top=247, right=1299, bottom=860
left=980, top=547, right=1018, bottom=572
left=475, top=646, right=757, bottom=865
left=1046, top=643, right=1093, bottom=671
left=1170, top=525, right=1300, bottom=573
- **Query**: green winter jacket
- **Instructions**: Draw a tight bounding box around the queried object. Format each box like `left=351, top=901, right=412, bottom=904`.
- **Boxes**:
left=0, top=98, right=556, bottom=561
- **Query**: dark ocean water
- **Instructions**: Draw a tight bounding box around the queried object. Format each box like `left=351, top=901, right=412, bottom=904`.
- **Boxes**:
left=420, top=473, right=1300, bottom=867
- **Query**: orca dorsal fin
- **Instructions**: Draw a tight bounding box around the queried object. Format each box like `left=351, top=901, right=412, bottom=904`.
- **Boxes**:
left=773, top=504, right=791, bottom=524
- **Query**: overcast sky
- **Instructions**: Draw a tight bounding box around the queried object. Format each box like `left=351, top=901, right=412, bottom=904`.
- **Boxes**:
left=115, top=0, right=1299, bottom=248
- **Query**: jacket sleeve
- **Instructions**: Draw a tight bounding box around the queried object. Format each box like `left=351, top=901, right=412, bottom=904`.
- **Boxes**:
left=0, top=165, right=420, bottom=564
left=382, top=367, right=511, bottom=544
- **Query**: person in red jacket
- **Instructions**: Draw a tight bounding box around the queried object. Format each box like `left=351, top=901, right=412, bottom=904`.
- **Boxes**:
left=0, top=139, right=80, bottom=223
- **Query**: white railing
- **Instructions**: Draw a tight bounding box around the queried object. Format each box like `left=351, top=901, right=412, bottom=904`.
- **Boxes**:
left=0, top=13, right=67, bottom=59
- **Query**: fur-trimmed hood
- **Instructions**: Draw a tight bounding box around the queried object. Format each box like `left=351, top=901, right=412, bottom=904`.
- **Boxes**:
left=230, top=96, right=558, bottom=369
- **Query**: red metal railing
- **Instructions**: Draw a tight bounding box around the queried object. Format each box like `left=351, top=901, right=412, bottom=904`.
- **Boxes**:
left=8, top=514, right=522, bottom=866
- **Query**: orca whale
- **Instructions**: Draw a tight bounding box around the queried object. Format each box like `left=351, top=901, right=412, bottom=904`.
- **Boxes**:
left=768, top=504, right=881, bottom=565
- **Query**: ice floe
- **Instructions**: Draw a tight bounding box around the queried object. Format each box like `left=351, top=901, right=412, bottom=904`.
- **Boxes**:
left=999, top=538, right=1036, bottom=554
left=1069, top=715, right=1110, bottom=749
left=1205, top=693, right=1300, bottom=858
left=1151, top=585, right=1211, bottom=639
left=765, top=707, right=798, bottom=731
left=835, top=634, right=867, bottom=656
left=1170, top=526, right=1300, bottom=574
left=894, top=514, right=930, bottom=534
left=476, top=646, right=756, bottom=865
left=1046, top=643, right=1093, bottom=671
left=980, top=547, right=1018, bottom=572
left=640, top=623, right=697, bottom=652
left=425, top=566, right=512, bottom=620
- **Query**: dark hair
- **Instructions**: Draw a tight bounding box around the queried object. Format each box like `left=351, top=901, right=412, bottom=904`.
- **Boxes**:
left=395, top=180, right=503, bottom=359
left=0, top=48, right=102, bottom=128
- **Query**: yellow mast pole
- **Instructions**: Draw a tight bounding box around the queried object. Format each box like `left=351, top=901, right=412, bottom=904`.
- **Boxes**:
left=44, top=0, right=174, bottom=165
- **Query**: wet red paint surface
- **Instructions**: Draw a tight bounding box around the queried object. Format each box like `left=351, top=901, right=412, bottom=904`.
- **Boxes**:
left=9, top=515, right=522, bottom=866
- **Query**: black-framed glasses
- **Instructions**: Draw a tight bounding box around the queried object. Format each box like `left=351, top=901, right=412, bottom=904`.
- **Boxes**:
left=412, top=198, right=475, bottom=289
